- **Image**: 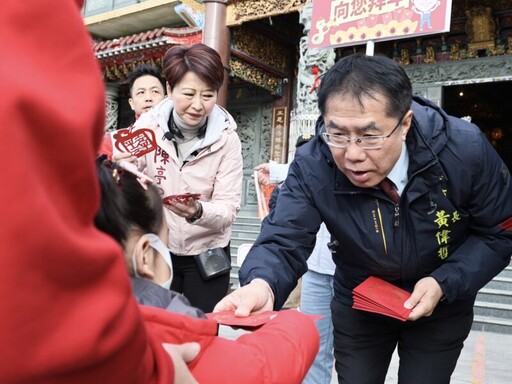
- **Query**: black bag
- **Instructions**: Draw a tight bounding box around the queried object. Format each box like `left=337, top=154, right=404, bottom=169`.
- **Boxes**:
left=194, top=247, right=231, bottom=281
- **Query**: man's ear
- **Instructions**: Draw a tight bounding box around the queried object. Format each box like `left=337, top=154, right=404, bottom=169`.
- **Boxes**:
left=401, top=110, right=414, bottom=140
left=133, top=237, right=156, bottom=280
left=128, top=97, right=135, bottom=112
left=166, top=82, right=172, bottom=97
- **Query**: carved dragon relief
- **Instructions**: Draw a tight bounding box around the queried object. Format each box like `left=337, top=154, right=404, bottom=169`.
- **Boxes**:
left=404, top=56, right=512, bottom=85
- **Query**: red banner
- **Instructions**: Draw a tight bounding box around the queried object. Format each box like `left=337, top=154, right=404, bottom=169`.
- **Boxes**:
left=310, top=0, right=452, bottom=49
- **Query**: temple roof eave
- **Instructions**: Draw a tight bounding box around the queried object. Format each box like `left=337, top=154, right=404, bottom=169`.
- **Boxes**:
left=94, top=25, right=288, bottom=96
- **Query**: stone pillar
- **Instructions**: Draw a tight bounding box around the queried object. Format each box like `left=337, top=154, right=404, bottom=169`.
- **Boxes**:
left=105, top=83, right=119, bottom=134
left=291, top=0, right=336, bottom=159
left=203, top=0, right=230, bottom=108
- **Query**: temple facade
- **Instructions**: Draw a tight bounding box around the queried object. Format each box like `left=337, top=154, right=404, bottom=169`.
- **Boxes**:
left=84, top=0, right=512, bottom=208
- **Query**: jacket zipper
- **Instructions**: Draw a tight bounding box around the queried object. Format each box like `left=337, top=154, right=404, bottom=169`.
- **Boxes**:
left=375, top=199, right=389, bottom=255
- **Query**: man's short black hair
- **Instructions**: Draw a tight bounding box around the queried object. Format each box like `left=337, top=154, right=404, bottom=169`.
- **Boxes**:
left=127, top=64, right=166, bottom=96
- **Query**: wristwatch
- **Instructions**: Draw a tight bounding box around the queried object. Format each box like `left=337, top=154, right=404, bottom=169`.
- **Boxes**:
left=187, top=202, right=203, bottom=223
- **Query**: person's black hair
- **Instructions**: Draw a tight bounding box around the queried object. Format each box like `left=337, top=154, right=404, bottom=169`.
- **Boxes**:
left=317, top=53, right=412, bottom=119
left=94, top=156, right=164, bottom=246
left=95, top=158, right=128, bottom=245
left=128, top=64, right=166, bottom=97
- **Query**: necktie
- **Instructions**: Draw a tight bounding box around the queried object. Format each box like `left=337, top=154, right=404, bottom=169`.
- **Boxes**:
left=379, top=178, right=400, bottom=204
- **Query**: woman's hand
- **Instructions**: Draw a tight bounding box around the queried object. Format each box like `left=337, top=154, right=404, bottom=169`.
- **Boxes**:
left=164, top=197, right=202, bottom=220
left=112, top=151, right=137, bottom=165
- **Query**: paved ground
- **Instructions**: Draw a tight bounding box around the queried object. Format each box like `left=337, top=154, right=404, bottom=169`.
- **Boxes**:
left=219, top=326, right=512, bottom=383
left=382, top=330, right=512, bottom=384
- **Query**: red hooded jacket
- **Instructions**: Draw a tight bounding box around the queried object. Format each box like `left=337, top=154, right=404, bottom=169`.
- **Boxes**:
left=0, top=1, right=318, bottom=383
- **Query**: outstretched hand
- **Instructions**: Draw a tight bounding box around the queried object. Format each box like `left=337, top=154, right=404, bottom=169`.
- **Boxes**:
left=214, top=279, right=274, bottom=317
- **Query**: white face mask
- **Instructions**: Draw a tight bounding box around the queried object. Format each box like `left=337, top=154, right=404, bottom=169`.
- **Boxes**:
left=132, top=233, right=173, bottom=289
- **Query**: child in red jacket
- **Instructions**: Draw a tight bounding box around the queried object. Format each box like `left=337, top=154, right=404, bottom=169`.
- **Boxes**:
left=93, top=156, right=320, bottom=382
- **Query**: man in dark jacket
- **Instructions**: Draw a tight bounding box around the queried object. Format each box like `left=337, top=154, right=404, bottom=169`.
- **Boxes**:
left=216, top=53, right=512, bottom=383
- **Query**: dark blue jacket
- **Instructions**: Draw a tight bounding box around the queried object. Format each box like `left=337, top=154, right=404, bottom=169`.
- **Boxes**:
left=240, top=97, right=512, bottom=310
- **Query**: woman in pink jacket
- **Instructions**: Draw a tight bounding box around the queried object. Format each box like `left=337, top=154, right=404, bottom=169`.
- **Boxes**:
left=115, top=44, right=243, bottom=312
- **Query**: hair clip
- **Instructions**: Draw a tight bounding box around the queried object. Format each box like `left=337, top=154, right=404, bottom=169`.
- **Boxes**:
left=111, top=168, right=122, bottom=185
left=118, top=160, right=155, bottom=190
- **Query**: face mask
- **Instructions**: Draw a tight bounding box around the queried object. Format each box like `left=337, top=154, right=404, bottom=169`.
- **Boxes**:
left=132, top=233, right=173, bottom=289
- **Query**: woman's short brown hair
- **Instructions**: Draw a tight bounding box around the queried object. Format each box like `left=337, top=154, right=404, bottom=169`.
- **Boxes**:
left=162, top=44, right=224, bottom=91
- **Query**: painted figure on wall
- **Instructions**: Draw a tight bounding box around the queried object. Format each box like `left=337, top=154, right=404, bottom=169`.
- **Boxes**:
left=412, top=0, right=441, bottom=31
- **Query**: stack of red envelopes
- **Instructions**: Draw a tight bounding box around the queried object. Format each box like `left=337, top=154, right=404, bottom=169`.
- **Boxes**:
left=352, top=276, right=412, bottom=321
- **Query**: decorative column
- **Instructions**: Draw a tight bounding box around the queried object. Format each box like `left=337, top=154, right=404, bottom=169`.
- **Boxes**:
left=203, top=0, right=230, bottom=108
left=105, top=83, right=119, bottom=134
left=290, top=0, right=335, bottom=159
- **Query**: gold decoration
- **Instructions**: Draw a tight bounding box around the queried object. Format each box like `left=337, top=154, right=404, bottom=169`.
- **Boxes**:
left=488, top=41, right=506, bottom=56
left=465, top=6, right=497, bottom=56
left=227, top=0, right=306, bottom=26
left=449, top=42, right=460, bottom=60
left=179, top=0, right=205, bottom=14
left=230, top=57, right=281, bottom=95
left=424, top=46, right=436, bottom=64
left=232, top=28, right=288, bottom=71
left=400, top=48, right=411, bottom=66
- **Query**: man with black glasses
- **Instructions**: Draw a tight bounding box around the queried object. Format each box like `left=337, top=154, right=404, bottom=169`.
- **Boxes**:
left=216, top=53, right=512, bottom=383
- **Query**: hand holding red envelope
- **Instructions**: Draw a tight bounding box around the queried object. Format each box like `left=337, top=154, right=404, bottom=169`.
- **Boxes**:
left=163, top=193, right=201, bottom=205
left=352, top=276, right=412, bottom=321
left=207, top=310, right=323, bottom=329
left=207, top=311, right=278, bottom=328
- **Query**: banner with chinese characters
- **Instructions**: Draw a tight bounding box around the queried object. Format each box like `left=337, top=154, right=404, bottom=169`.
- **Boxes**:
left=310, top=0, right=453, bottom=49
left=270, top=106, right=288, bottom=163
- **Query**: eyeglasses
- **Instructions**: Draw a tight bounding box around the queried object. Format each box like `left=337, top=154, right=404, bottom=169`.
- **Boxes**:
left=322, top=113, right=406, bottom=150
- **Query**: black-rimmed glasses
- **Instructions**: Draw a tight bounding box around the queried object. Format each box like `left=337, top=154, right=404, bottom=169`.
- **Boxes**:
left=322, top=113, right=406, bottom=150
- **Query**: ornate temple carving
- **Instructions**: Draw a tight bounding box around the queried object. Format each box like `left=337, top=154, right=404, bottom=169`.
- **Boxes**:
left=289, top=0, right=336, bottom=160
left=465, top=7, right=496, bottom=43
left=231, top=28, right=288, bottom=72
left=105, top=83, right=119, bottom=134
left=296, top=0, right=335, bottom=115
left=230, top=57, right=282, bottom=95
left=227, top=0, right=306, bottom=26
left=465, top=6, right=497, bottom=56
left=230, top=104, right=272, bottom=206
left=404, top=56, right=512, bottom=85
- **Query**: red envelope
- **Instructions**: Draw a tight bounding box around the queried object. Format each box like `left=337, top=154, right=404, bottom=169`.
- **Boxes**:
left=163, top=193, right=201, bottom=205
left=206, top=311, right=278, bottom=328
left=207, top=310, right=324, bottom=328
left=352, top=276, right=412, bottom=321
